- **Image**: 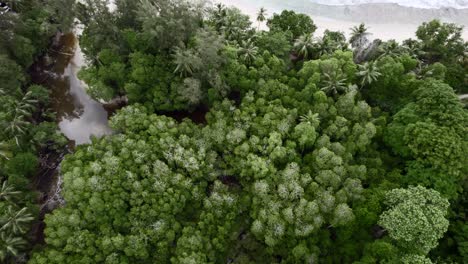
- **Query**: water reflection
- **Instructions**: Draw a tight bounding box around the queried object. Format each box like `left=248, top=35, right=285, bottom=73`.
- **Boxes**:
left=34, top=34, right=112, bottom=145
left=58, top=40, right=113, bottom=145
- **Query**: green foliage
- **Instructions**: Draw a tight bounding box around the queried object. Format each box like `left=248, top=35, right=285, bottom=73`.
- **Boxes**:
left=31, top=45, right=390, bottom=262
left=350, top=23, right=371, bottom=49
left=0, top=0, right=74, bottom=261
left=30, top=106, right=221, bottom=263
left=210, top=5, right=252, bottom=44
left=363, top=55, right=419, bottom=111
left=0, top=180, right=36, bottom=262
left=138, top=0, right=204, bottom=51
left=78, top=0, right=235, bottom=110
left=267, top=10, right=317, bottom=40
left=0, top=55, right=24, bottom=94
left=357, top=61, right=382, bottom=87
left=400, top=254, right=433, bottom=264
left=415, top=20, right=467, bottom=92
left=321, top=30, right=348, bottom=55
left=385, top=80, right=467, bottom=199
left=255, top=31, right=292, bottom=58
left=294, top=33, right=318, bottom=60
left=12, top=2, right=467, bottom=263
left=379, top=186, right=449, bottom=255
left=416, top=20, right=465, bottom=63
left=5, top=152, right=38, bottom=179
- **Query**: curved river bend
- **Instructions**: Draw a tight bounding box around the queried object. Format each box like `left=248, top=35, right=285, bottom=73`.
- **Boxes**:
left=35, top=33, right=112, bottom=146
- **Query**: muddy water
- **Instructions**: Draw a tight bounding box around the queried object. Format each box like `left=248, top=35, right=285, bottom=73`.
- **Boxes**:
left=30, top=33, right=113, bottom=244
left=33, top=33, right=112, bottom=146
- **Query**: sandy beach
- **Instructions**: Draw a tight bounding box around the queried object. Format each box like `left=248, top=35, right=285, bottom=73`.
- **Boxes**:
left=214, top=0, right=468, bottom=41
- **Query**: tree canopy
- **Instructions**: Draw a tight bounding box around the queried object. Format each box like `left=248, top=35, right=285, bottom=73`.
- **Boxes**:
left=1, top=0, right=467, bottom=263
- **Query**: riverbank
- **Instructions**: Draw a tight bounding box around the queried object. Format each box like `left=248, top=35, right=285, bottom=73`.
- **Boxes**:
left=31, top=33, right=112, bottom=146
left=28, top=32, right=114, bottom=245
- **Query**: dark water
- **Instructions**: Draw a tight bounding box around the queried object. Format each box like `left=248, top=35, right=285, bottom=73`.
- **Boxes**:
left=32, top=33, right=112, bottom=145
left=29, top=33, right=113, bottom=244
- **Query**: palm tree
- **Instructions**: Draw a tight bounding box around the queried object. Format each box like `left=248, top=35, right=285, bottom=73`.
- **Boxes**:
left=172, top=46, right=202, bottom=77
left=3, top=91, right=37, bottom=145
left=379, top=40, right=404, bottom=58
left=402, top=39, right=426, bottom=59
left=256, top=7, right=267, bottom=30
left=357, top=61, right=382, bottom=87
left=321, top=70, right=348, bottom=96
left=300, top=111, right=320, bottom=128
left=349, top=23, right=371, bottom=49
left=238, top=39, right=259, bottom=65
left=294, top=33, right=318, bottom=60
left=5, top=116, right=29, bottom=144
left=221, top=12, right=248, bottom=43
left=0, top=3, right=9, bottom=15
left=14, top=91, right=37, bottom=117
left=0, top=181, right=20, bottom=202
left=0, top=232, right=27, bottom=261
left=212, top=3, right=227, bottom=31
left=0, top=142, right=12, bottom=160
left=4, top=0, right=24, bottom=13
left=0, top=207, right=34, bottom=234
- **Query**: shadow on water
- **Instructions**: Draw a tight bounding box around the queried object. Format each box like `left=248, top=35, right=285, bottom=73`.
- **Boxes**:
left=158, top=105, right=210, bottom=125
left=157, top=91, right=242, bottom=125
left=31, top=34, right=82, bottom=122
left=29, top=33, right=113, bottom=244
left=31, top=33, right=112, bottom=146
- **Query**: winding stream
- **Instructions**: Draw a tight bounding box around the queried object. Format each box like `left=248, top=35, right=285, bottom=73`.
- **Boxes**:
left=34, top=33, right=112, bottom=146
left=29, top=33, right=114, bottom=243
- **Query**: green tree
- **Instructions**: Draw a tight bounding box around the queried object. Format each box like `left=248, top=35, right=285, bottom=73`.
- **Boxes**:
left=238, top=39, right=259, bottom=65
left=415, top=20, right=467, bottom=93
left=210, top=3, right=227, bottom=32
left=255, top=31, right=292, bottom=58
left=385, top=80, right=467, bottom=199
left=267, top=10, right=317, bottom=40
left=350, top=23, right=371, bottom=49
left=137, top=0, right=205, bottom=51
left=0, top=232, right=27, bottom=262
left=357, top=61, right=382, bottom=87
left=321, top=69, right=349, bottom=96
left=416, top=20, right=465, bottom=63
left=294, top=33, right=318, bottom=60
left=172, top=46, right=202, bottom=77
left=217, top=7, right=252, bottom=44
left=320, top=30, right=348, bottom=55
left=256, top=7, right=267, bottom=30
left=0, top=142, right=12, bottom=160
left=0, top=181, right=20, bottom=202
left=0, top=55, right=24, bottom=94
left=379, top=186, right=449, bottom=255
left=0, top=207, right=34, bottom=235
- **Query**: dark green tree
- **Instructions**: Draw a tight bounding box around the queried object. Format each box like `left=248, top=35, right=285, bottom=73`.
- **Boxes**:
left=267, top=10, right=317, bottom=40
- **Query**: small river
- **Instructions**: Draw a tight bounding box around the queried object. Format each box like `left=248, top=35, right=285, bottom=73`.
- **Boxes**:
left=30, top=2, right=467, bottom=148
left=33, top=33, right=112, bottom=146
left=30, top=33, right=113, bottom=243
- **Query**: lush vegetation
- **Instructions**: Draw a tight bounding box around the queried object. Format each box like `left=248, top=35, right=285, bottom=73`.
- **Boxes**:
left=0, top=0, right=73, bottom=262
left=1, top=0, right=467, bottom=263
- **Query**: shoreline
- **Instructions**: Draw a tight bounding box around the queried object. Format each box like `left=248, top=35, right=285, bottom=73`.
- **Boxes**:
left=214, top=0, right=468, bottom=41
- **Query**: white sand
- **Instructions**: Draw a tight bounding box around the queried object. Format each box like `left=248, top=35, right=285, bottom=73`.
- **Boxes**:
left=214, top=0, right=468, bottom=41
left=309, top=0, right=468, bottom=9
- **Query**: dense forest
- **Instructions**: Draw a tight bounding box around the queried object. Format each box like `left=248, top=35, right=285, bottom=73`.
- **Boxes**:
left=0, top=0, right=467, bottom=263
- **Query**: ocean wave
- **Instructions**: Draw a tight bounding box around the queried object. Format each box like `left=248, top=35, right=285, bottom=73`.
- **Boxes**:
left=308, top=0, right=468, bottom=9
